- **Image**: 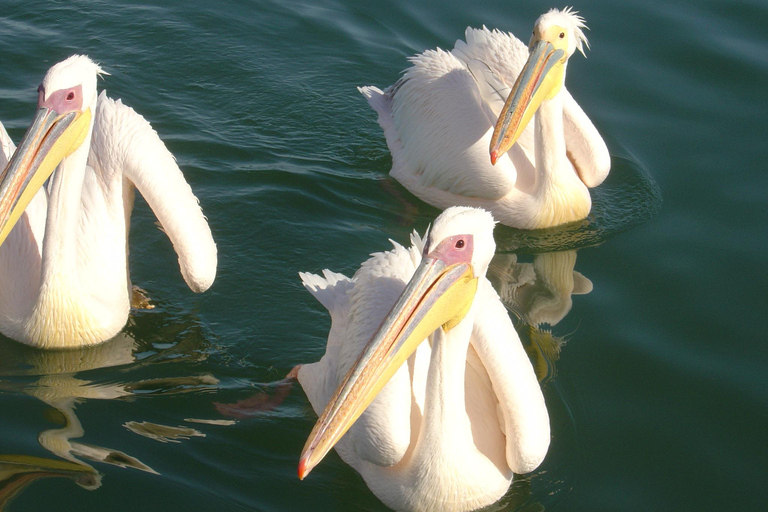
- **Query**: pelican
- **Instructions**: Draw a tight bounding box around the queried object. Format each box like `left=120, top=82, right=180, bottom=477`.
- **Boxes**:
left=295, top=207, right=549, bottom=512
left=0, top=55, right=216, bottom=349
left=359, top=8, right=610, bottom=229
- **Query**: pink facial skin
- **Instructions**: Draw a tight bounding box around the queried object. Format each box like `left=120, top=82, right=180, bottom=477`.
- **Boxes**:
left=38, top=84, right=83, bottom=114
left=425, top=234, right=474, bottom=267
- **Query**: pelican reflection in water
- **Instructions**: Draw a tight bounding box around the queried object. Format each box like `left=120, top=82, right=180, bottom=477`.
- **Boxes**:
left=488, top=250, right=593, bottom=382
left=490, top=250, right=592, bottom=328
left=360, top=8, right=610, bottom=229
left=0, top=324, right=224, bottom=507
left=294, top=207, right=549, bottom=512
left=0, top=55, right=216, bottom=349
left=0, top=334, right=150, bottom=505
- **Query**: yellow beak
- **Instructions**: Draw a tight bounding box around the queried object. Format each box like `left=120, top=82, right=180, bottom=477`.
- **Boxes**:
left=0, top=106, right=91, bottom=247
left=298, top=254, right=478, bottom=479
left=489, top=40, right=566, bottom=165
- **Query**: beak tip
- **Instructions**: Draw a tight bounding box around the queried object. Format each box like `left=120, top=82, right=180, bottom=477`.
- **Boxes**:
left=490, top=150, right=499, bottom=166
left=297, top=457, right=309, bottom=480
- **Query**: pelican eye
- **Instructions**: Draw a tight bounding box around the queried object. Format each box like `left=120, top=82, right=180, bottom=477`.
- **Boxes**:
left=559, top=32, right=565, bottom=39
left=66, top=92, right=75, bottom=101
left=455, top=239, right=465, bottom=249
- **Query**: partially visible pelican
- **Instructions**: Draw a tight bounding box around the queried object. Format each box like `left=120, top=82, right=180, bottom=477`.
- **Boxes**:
left=295, top=207, right=549, bottom=512
left=360, top=8, right=610, bottom=229
left=0, top=55, right=216, bottom=349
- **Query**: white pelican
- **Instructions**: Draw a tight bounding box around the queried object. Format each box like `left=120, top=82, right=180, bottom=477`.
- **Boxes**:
left=360, top=8, right=611, bottom=230
left=0, top=55, right=216, bottom=349
left=295, top=207, right=549, bottom=512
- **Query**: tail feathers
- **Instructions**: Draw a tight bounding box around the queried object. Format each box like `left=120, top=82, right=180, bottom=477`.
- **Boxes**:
left=300, top=269, right=353, bottom=314
left=358, top=85, right=408, bottom=179
left=358, top=85, right=387, bottom=115
left=358, top=85, right=395, bottom=131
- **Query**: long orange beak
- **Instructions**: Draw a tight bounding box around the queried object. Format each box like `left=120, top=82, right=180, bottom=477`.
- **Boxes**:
left=489, top=40, right=565, bottom=165
left=0, top=106, right=90, bottom=247
left=298, top=251, right=478, bottom=479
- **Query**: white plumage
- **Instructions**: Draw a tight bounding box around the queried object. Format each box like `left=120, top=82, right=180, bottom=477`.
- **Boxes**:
left=297, top=207, right=549, bottom=512
left=0, top=55, right=216, bottom=348
left=360, top=9, right=611, bottom=229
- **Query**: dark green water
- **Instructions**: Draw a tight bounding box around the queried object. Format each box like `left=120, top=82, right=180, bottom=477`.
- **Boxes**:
left=0, top=0, right=765, bottom=511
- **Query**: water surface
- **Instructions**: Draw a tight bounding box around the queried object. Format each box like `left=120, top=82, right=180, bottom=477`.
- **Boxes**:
left=0, top=0, right=765, bottom=511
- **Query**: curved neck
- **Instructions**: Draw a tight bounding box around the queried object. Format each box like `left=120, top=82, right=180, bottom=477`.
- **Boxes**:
left=530, top=88, right=591, bottom=227
left=417, top=310, right=475, bottom=451
left=27, top=123, right=129, bottom=348
left=41, top=139, right=91, bottom=281
left=534, top=93, right=569, bottom=191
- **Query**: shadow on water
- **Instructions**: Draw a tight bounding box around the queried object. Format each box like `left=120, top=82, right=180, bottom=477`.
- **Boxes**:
left=0, top=300, right=223, bottom=510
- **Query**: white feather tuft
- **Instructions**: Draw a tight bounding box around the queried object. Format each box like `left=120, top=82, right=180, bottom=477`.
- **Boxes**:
left=544, top=7, right=590, bottom=56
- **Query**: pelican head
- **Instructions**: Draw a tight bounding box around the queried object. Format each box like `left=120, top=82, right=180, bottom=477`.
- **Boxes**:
left=298, top=207, right=496, bottom=479
left=489, top=8, right=589, bottom=164
left=427, top=206, right=496, bottom=278
left=0, top=55, right=104, bottom=246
